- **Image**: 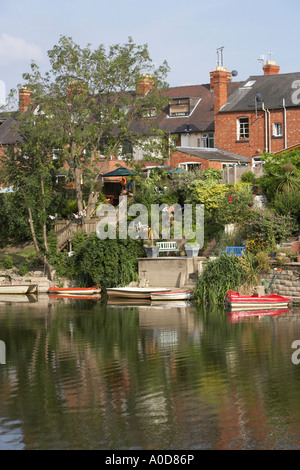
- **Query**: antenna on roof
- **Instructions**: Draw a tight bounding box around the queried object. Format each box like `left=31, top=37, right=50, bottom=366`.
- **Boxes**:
left=216, top=46, right=224, bottom=67
left=258, top=54, right=266, bottom=66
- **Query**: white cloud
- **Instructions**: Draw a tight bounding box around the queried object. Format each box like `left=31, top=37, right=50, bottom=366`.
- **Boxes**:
left=0, top=33, right=43, bottom=65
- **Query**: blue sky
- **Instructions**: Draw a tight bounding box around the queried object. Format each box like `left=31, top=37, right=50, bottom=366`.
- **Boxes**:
left=0, top=0, right=299, bottom=97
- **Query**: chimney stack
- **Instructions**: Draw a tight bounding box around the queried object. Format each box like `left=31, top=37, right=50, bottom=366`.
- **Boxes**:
left=136, top=74, right=155, bottom=96
left=210, top=66, right=231, bottom=114
left=19, top=87, right=32, bottom=113
left=263, top=60, right=280, bottom=75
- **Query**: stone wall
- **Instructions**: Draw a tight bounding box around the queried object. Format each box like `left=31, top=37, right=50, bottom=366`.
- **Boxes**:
left=263, top=263, right=300, bottom=299
left=138, top=256, right=203, bottom=288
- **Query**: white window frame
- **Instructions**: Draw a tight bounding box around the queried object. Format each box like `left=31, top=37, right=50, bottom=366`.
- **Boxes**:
left=178, top=162, right=202, bottom=172
left=237, top=117, right=249, bottom=140
left=273, top=122, right=283, bottom=137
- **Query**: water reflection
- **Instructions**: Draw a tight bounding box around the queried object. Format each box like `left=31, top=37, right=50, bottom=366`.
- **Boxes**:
left=0, top=295, right=300, bottom=449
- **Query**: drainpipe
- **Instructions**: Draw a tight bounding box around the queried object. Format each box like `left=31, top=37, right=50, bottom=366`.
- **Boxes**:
left=283, top=98, right=287, bottom=149
left=262, top=103, right=268, bottom=152
left=267, top=109, right=271, bottom=153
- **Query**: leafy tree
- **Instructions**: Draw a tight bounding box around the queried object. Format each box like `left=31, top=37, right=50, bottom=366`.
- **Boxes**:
left=16, top=35, right=170, bottom=218
left=0, top=110, right=62, bottom=276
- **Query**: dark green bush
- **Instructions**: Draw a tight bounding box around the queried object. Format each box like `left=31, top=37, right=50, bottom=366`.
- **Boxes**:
left=241, top=171, right=255, bottom=184
left=55, top=233, right=145, bottom=289
left=2, top=255, right=14, bottom=269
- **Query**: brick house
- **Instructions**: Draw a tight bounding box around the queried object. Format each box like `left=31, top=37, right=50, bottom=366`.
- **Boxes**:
left=213, top=60, right=300, bottom=159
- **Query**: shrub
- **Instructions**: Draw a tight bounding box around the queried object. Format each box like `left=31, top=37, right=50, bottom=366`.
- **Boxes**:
left=271, top=190, right=300, bottom=224
left=195, top=253, right=259, bottom=305
left=19, top=264, right=29, bottom=276
left=216, top=183, right=253, bottom=224
left=67, top=233, right=145, bottom=288
left=243, top=207, right=297, bottom=247
left=241, top=171, right=255, bottom=184
left=2, top=255, right=14, bottom=269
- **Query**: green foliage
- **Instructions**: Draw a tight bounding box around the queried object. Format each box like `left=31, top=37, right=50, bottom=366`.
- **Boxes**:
left=0, top=193, right=32, bottom=244
left=195, top=253, right=259, bottom=305
left=186, top=180, right=229, bottom=210
left=61, top=199, right=78, bottom=218
left=272, top=190, right=300, bottom=224
left=243, top=207, right=297, bottom=247
left=169, top=168, right=222, bottom=205
left=18, top=264, right=30, bottom=276
left=52, top=233, right=144, bottom=288
left=200, top=168, right=222, bottom=182
left=19, top=35, right=170, bottom=215
left=257, top=152, right=300, bottom=200
left=2, top=255, right=14, bottom=269
left=241, top=171, right=255, bottom=184
left=216, top=184, right=253, bottom=224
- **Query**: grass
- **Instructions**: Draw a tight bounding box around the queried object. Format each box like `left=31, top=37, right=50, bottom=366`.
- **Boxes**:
left=0, top=246, right=40, bottom=274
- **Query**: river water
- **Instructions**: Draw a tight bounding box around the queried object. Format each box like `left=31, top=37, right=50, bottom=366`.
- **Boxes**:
left=1, top=294, right=300, bottom=450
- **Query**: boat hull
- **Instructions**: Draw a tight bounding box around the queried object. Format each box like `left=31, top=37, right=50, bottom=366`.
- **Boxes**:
left=106, top=287, right=171, bottom=299
left=0, top=284, right=38, bottom=294
left=150, top=290, right=194, bottom=301
left=225, top=290, right=291, bottom=311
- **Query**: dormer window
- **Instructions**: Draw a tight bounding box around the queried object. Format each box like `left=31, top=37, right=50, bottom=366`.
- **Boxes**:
left=169, top=98, right=190, bottom=117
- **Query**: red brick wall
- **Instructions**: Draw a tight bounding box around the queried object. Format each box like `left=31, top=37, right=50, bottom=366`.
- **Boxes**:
left=171, top=151, right=224, bottom=170
left=215, top=108, right=300, bottom=158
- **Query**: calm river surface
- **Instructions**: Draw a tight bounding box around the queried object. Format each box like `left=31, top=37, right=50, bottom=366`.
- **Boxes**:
left=1, top=294, right=300, bottom=450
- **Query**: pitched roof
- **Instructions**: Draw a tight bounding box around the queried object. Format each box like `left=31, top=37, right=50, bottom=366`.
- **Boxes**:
left=155, top=82, right=241, bottom=134
left=220, top=72, right=300, bottom=113
left=175, top=147, right=250, bottom=163
left=0, top=115, right=22, bottom=144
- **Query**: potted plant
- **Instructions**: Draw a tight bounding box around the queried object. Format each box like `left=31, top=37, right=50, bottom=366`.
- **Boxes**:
left=144, top=229, right=159, bottom=258
left=184, top=238, right=200, bottom=258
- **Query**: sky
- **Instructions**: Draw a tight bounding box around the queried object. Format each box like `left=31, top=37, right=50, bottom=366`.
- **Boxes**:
left=0, top=0, right=299, bottom=102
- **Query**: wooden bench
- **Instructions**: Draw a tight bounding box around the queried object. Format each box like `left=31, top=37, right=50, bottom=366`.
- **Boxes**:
left=157, top=241, right=179, bottom=253
left=222, top=246, right=246, bottom=256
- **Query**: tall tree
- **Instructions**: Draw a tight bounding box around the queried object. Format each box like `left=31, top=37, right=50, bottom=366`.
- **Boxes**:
left=0, top=106, right=63, bottom=277
left=20, top=36, right=170, bottom=218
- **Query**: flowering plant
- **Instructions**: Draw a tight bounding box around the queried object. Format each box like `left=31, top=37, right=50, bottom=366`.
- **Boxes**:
left=216, top=184, right=253, bottom=224
left=243, top=207, right=297, bottom=248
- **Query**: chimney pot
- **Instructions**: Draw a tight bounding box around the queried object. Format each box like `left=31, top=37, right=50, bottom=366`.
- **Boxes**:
left=19, top=87, right=32, bottom=113
left=136, top=74, right=155, bottom=96
left=263, top=60, right=280, bottom=75
left=210, top=67, right=231, bottom=113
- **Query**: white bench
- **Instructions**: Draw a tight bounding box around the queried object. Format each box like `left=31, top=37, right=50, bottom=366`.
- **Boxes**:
left=157, top=241, right=179, bottom=253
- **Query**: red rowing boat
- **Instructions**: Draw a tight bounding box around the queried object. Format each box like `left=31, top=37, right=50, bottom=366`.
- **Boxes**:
left=225, top=290, right=291, bottom=311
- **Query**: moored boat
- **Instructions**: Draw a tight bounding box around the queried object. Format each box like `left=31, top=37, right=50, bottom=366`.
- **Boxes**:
left=106, top=287, right=171, bottom=299
left=150, top=290, right=194, bottom=301
left=48, top=286, right=101, bottom=295
left=225, top=290, right=291, bottom=311
left=0, top=284, right=38, bottom=294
